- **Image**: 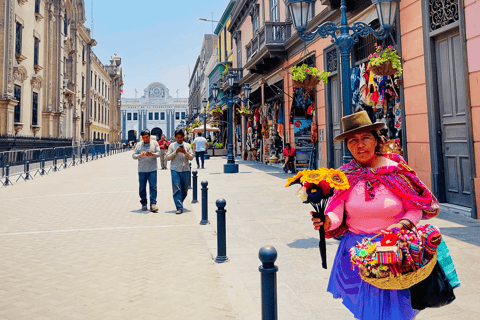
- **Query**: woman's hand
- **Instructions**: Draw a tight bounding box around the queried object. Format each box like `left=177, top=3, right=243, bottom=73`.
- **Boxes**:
left=386, top=223, right=404, bottom=231
left=310, top=211, right=332, bottom=231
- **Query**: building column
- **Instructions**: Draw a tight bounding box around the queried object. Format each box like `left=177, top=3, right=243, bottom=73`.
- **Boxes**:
left=0, top=99, right=19, bottom=135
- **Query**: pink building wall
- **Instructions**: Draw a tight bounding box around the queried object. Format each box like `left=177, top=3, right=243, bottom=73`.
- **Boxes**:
left=465, top=0, right=480, bottom=210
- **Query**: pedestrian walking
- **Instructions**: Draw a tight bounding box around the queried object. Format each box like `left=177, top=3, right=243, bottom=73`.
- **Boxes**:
left=166, top=129, right=194, bottom=214
left=193, top=132, right=207, bottom=169
left=132, top=129, right=161, bottom=212
left=158, top=134, right=170, bottom=170
left=310, top=111, right=441, bottom=320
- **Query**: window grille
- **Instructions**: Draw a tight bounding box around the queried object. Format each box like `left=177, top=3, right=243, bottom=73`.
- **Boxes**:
left=14, top=85, right=21, bottom=123
left=326, top=50, right=338, bottom=73
left=32, top=92, right=38, bottom=126
left=429, top=0, right=459, bottom=31
left=15, top=22, right=22, bottom=55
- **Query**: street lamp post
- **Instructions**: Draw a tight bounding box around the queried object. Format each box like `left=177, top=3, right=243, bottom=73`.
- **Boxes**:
left=212, top=78, right=251, bottom=174
left=201, top=98, right=210, bottom=160
left=284, top=0, right=400, bottom=164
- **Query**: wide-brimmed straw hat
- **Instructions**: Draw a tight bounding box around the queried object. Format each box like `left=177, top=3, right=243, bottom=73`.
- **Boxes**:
left=333, top=111, right=386, bottom=142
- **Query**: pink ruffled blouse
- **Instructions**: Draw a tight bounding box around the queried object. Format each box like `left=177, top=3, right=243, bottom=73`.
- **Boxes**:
left=327, top=158, right=422, bottom=234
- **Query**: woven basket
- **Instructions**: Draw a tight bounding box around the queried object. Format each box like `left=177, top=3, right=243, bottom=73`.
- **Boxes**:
left=360, top=254, right=437, bottom=290
left=370, top=61, right=398, bottom=77
left=292, top=75, right=320, bottom=91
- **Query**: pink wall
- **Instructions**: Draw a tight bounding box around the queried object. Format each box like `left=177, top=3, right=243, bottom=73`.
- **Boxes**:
left=399, top=0, right=432, bottom=189
left=465, top=0, right=480, bottom=210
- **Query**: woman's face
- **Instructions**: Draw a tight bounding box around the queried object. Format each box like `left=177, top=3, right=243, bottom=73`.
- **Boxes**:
left=346, top=131, right=377, bottom=165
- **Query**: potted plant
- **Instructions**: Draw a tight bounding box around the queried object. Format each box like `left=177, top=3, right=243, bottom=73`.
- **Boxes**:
left=210, top=106, right=223, bottom=118
left=291, top=64, right=330, bottom=91
left=215, top=142, right=224, bottom=149
left=236, top=107, right=252, bottom=116
left=192, top=120, right=201, bottom=128
left=369, top=44, right=403, bottom=77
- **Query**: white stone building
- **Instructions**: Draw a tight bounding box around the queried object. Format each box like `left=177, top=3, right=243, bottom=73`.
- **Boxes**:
left=121, top=82, right=188, bottom=142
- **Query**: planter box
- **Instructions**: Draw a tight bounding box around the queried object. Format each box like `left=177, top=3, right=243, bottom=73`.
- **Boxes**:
left=213, top=149, right=228, bottom=156
left=207, top=149, right=214, bottom=156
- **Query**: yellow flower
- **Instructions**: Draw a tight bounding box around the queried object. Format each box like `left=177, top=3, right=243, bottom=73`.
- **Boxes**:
left=299, top=169, right=327, bottom=185
left=285, top=171, right=304, bottom=187
left=325, top=169, right=350, bottom=190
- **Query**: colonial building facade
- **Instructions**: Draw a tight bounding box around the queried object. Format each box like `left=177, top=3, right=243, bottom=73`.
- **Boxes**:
left=121, top=82, right=188, bottom=142
left=0, top=0, right=123, bottom=144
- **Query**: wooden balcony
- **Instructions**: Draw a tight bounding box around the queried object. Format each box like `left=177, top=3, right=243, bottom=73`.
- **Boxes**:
left=244, top=21, right=291, bottom=74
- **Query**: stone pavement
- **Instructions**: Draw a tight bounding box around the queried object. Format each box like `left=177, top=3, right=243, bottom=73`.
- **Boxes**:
left=1, top=152, right=480, bottom=319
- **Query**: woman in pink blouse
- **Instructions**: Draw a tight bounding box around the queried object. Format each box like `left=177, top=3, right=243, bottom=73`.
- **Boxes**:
left=311, top=111, right=439, bottom=320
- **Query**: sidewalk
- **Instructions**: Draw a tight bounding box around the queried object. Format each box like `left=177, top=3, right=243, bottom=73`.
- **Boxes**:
left=0, top=153, right=479, bottom=319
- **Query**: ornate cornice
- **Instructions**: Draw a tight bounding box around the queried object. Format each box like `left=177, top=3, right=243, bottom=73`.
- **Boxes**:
left=17, top=0, right=28, bottom=5
left=31, top=75, right=43, bottom=90
left=13, top=65, right=28, bottom=84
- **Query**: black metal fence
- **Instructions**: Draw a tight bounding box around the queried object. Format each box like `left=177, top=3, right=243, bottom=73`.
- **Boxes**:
left=0, top=142, right=128, bottom=186
left=0, top=135, right=74, bottom=152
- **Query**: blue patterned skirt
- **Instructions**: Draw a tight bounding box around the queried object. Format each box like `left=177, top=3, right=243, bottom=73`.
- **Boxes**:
left=327, top=232, right=419, bottom=320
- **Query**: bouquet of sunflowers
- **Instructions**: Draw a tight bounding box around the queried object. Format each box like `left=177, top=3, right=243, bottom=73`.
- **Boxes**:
left=286, top=168, right=350, bottom=268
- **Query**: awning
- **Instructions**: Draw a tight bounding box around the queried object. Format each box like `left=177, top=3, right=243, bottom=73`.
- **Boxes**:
left=192, top=125, right=221, bottom=133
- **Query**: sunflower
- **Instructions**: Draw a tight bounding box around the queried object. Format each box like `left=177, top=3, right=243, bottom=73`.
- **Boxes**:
left=325, top=169, right=350, bottom=190
left=299, top=169, right=327, bottom=185
left=285, top=171, right=304, bottom=187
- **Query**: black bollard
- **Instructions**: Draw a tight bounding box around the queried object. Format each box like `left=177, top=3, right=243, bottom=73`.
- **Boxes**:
left=4, top=165, right=12, bottom=186
left=259, top=246, right=278, bottom=320
left=72, top=154, right=76, bottom=166
left=40, top=158, right=47, bottom=175
left=200, top=181, right=209, bottom=224
left=53, top=156, right=58, bottom=172
left=192, top=170, right=198, bottom=204
left=25, top=161, right=32, bottom=180
left=64, top=154, right=68, bottom=169
left=215, top=199, right=228, bottom=263
left=188, top=163, right=192, bottom=189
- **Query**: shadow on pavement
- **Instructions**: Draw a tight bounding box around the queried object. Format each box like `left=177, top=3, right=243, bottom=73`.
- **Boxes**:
left=287, top=237, right=338, bottom=249
left=435, top=209, right=480, bottom=247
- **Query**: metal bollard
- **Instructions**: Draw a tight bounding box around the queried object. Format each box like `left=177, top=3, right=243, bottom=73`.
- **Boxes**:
left=214, top=199, right=228, bottom=263
left=191, top=170, right=198, bottom=204
left=259, top=246, right=278, bottom=320
left=188, top=163, right=192, bottom=189
left=53, top=156, right=58, bottom=171
left=4, top=165, right=12, bottom=186
left=64, top=154, right=68, bottom=169
left=40, top=159, right=47, bottom=175
left=200, top=181, right=209, bottom=224
left=25, top=161, right=32, bottom=180
left=72, top=154, right=76, bottom=166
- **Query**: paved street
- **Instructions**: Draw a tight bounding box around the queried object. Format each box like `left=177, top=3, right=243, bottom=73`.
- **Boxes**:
left=1, top=152, right=480, bottom=319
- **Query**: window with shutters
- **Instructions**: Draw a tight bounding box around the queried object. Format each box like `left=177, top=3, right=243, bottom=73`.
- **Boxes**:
left=14, top=85, right=21, bottom=123
left=34, top=37, right=40, bottom=66
left=15, top=22, right=22, bottom=55
left=32, top=92, right=38, bottom=126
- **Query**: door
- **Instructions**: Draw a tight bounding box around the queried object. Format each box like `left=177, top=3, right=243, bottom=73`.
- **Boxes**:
left=435, top=31, right=472, bottom=207
left=329, top=75, right=343, bottom=169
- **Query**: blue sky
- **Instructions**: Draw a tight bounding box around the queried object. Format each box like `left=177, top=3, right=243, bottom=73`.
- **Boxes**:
left=85, top=0, right=228, bottom=99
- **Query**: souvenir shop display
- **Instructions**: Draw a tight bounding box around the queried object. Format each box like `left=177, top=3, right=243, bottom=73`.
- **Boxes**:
left=285, top=168, right=350, bottom=269
left=349, top=224, right=447, bottom=290
left=352, top=52, right=404, bottom=155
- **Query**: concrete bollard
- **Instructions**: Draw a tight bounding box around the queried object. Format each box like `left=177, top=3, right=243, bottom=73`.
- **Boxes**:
left=259, top=246, right=278, bottom=320
left=214, top=199, right=228, bottom=263
left=191, top=170, right=198, bottom=204
left=200, top=181, right=209, bottom=224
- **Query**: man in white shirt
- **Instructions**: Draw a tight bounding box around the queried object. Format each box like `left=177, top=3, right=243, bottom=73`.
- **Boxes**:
left=193, top=132, right=207, bottom=169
